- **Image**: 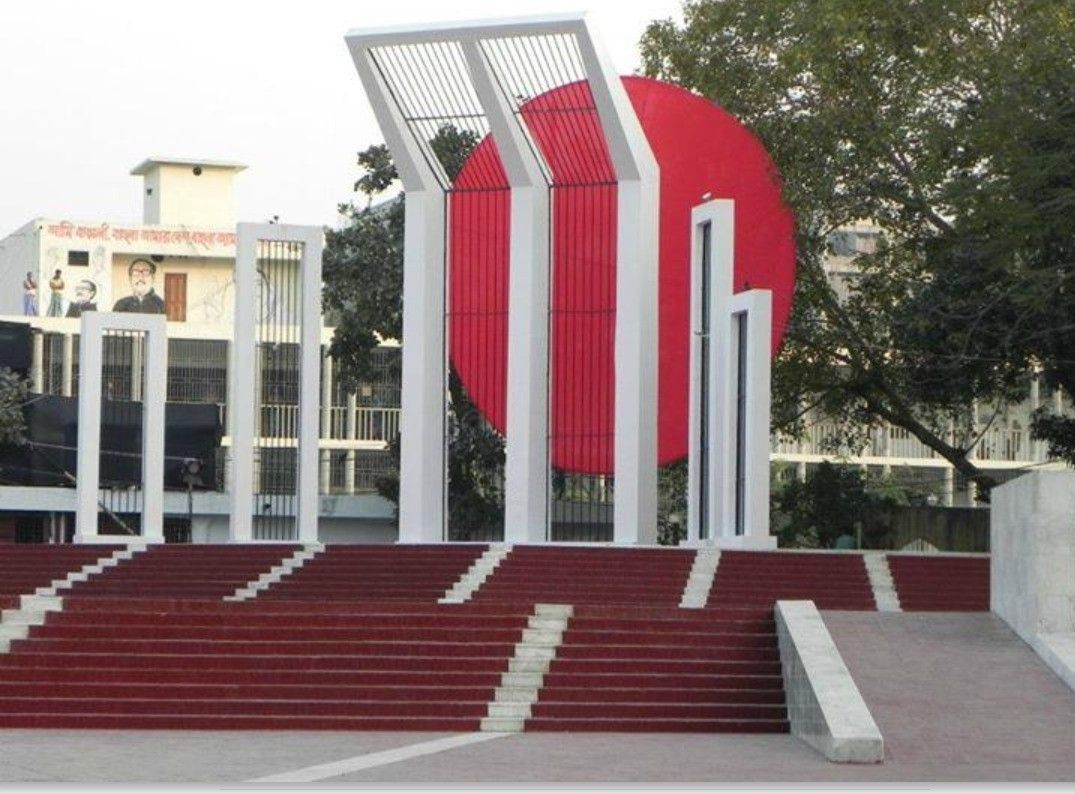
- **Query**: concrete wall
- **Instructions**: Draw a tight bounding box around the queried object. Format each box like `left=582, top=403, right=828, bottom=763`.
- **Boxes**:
left=992, top=470, right=1075, bottom=638
left=992, top=470, right=1075, bottom=693
left=150, top=164, right=237, bottom=227
left=191, top=515, right=396, bottom=544
left=0, top=220, right=41, bottom=316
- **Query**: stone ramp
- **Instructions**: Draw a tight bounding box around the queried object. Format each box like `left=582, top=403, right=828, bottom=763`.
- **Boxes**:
left=819, top=611, right=1075, bottom=777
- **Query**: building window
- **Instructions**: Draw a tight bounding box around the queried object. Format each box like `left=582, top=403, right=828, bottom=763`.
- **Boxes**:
left=167, top=339, right=228, bottom=404
left=67, top=250, right=89, bottom=266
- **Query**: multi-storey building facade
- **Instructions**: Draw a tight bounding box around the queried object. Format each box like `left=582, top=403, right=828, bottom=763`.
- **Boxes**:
left=0, top=158, right=398, bottom=542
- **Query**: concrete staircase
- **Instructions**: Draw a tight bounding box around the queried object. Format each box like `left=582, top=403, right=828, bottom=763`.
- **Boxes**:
left=887, top=554, right=989, bottom=611
left=0, top=543, right=993, bottom=732
left=707, top=552, right=877, bottom=610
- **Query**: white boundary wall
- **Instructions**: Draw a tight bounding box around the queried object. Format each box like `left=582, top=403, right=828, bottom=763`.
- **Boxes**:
left=346, top=13, right=659, bottom=544
left=229, top=223, right=323, bottom=543
left=992, top=470, right=1075, bottom=691
left=74, top=311, right=167, bottom=543
left=775, top=600, right=884, bottom=763
left=686, top=199, right=775, bottom=548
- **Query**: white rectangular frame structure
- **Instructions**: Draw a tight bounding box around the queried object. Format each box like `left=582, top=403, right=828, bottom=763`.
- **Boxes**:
left=75, top=311, right=167, bottom=544
left=687, top=200, right=775, bottom=549
left=230, top=223, right=323, bottom=543
left=345, top=12, right=659, bottom=544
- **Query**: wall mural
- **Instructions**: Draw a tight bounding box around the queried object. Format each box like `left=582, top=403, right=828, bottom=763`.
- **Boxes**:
left=112, top=259, right=165, bottom=314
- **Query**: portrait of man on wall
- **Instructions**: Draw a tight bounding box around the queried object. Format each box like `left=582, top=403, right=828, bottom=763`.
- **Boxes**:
left=113, top=258, right=165, bottom=314
left=65, top=279, right=98, bottom=318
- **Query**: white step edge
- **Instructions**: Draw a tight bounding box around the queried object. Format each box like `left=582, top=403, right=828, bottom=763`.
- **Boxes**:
left=439, top=544, right=513, bottom=604
left=0, top=544, right=147, bottom=655
left=480, top=602, right=572, bottom=733
left=224, top=543, right=324, bottom=602
left=679, top=548, right=721, bottom=609
left=862, top=553, right=902, bottom=612
left=775, top=600, right=884, bottom=763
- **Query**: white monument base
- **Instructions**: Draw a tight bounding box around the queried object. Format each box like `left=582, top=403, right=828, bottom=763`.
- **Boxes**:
left=991, top=470, right=1075, bottom=693
left=713, top=534, right=778, bottom=551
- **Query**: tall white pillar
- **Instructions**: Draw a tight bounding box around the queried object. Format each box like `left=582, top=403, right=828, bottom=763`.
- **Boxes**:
left=577, top=18, right=660, bottom=545
left=231, top=224, right=322, bottom=544
left=687, top=199, right=775, bottom=550
left=345, top=392, right=358, bottom=495
left=31, top=331, right=44, bottom=393
left=464, top=40, right=551, bottom=543
left=75, top=312, right=166, bottom=544
left=319, top=346, right=333, bottom=495
left=61, top=333, right=74, bottom=396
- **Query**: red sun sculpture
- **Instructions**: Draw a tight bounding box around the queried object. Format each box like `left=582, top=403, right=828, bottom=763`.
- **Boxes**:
left=448, top=76, right=795, bottom=476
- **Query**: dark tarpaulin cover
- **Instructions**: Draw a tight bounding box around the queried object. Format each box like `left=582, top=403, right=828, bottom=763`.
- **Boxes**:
left=0, top=394, right=222, bottom=489
left=0, top=320, right=31, bottom=378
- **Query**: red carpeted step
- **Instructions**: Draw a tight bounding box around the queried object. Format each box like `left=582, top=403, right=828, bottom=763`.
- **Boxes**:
left=0, top=697, right=490, bottom=718
left=259, top=544, right=487, bottom=601
left=0, top=544, right=123, bottom=596
left=470, top=546, right=695, bottom=607
left=531, top=702, right=785, bottom=720
left=0, top=653, right=513, bottom=673
left=0, top=682, right=498, bottom=702
left=706, top=551, right=876, bottom=610
left=10, top=639, right=520, bottom=657
left=64, top=545, right=301, bottom=599
left=888, top=555, right=990, bottom=611
left=0, top=666, right=504, bottom=688
left=0, top=714, right=482, bottom=731
left=525, top=717, right=788, bottom=733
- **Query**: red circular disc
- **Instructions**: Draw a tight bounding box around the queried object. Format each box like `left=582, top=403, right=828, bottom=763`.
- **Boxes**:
left=449, top=76, right=795, bottom=474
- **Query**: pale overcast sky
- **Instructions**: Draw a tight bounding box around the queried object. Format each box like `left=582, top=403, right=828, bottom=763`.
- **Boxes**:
left=0, top=0, right=683, bottom=236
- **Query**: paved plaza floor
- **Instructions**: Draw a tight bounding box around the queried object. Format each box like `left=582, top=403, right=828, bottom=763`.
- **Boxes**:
left=3, top=612, right=1075, bottom=784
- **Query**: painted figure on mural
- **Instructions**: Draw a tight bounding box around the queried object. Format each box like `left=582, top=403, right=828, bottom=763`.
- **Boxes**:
left=65, top=280, right=98, bottom=318
left=112, top=258, right=165, bottom=314
left=22, top=272, right=37, bottom=316
left=46, top=269, right=64, bottom=316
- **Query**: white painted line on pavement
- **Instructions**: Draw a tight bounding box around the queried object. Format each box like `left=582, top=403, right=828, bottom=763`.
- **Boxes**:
left=249, top=732, right=511, bottom=783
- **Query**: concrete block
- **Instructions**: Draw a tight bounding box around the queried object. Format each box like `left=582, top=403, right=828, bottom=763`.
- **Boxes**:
left=480, top=717, right=524, bottom=733
left=992, top=471, right=1075, bottom=644
left=508, top=657, right=550, bottom=674
left=775, top=600, right=884, bottom=764
left=18, top=596, right=62, bottom=612
left=487, top=702, right=532, bottom=719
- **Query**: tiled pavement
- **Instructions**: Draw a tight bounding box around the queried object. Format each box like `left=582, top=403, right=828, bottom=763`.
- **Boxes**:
left=3, top=612, right=1075, bottom=783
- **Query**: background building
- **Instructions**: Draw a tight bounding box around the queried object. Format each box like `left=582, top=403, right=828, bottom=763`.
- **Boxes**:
left=0, top=159, right=398, bottom=543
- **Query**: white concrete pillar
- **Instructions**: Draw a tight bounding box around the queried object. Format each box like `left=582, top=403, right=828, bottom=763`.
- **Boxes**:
left=1030, top=375, right=1042, bottom=460
left=463, top=40, right=551, bottom=543
left=31, top=331, right=44, bottom=393
left=319, top=346, right=333, bottom=494
left=75, top=312, right=166, bottom=544
left=61, top=333, right=74, bottom=397
left=687, top=199, right=775, bottom=550
left=345, top=392, right=358, bottom=495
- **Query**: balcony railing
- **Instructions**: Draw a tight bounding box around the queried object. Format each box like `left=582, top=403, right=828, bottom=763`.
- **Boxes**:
left=772, top=423, right=1047, bottom=464
left=259, top=404, right=401, bottom=445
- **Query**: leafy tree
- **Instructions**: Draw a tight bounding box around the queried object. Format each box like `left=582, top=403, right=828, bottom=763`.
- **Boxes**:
left=772, top=461, right=911, bottom=548
left=642, top=0, right=1075, bottom=495
left=324, top=126, right=506, bottom=534
left=0, top=368, right=28, bottom=446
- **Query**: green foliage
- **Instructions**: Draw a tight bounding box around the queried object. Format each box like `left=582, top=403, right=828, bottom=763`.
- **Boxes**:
left=642, top=0, right=1075, bottom=498
left=657, top=459, right=688, bottom=546
left=325, top=125, right=505, bottom=530
left=772, top=462, right=911, bottom=548
left=0, top=368, right=28, bottom=446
